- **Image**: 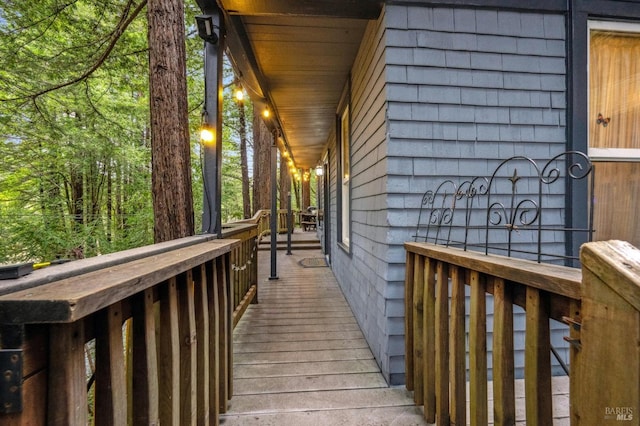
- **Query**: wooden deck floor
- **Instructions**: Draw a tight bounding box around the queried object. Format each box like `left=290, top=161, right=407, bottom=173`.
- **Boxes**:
left=221, top=239, right=427, bottom=425
left=221, top=233, right=570, bottom=425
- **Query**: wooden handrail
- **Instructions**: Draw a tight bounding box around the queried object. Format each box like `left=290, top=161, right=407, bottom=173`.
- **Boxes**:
left=405, top=240, right=640, bottom=424
left=231, top=209, right=289, bottom=241
left=0, top=240, right=239, bottom=324
left=0, top=231, right=255, bottom=425
left=405, top=242, right=582, bottom=425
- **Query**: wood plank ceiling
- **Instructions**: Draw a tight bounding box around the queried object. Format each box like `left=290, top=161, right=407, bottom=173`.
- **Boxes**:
left=218, top=0, right=383, bottom=169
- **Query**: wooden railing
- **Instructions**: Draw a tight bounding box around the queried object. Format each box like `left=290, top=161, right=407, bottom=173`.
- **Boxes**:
left=221, top=222, right=259, bottom=327
left=572, top=240, right=639, bottom=424
left=0, top=229, right=258, bottom=425
left=235, top=209, right=289, bottom=240
left=404, top=240, right=640, bottom=425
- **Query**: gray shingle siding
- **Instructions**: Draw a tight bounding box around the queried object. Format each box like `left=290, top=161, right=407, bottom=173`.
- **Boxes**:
left=384, top=4, right=569, bottom=381
left=328, top=3, right=570, bottom=385
left=331, top=13, right=402, bottom=383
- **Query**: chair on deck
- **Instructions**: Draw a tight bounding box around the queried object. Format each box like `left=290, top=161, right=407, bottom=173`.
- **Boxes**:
left=300, top=206, right=317, bottom=231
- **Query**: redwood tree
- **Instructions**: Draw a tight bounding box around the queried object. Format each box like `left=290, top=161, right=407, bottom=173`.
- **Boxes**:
left=252, top=111, right=272, bottom=213
left=237, top=97, right=251, bottom=219
left=147, top=0, right=194, bottom=242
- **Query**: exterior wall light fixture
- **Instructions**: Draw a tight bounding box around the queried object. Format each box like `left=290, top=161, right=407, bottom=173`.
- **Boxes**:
left=195, top=15, right=219, bottom=44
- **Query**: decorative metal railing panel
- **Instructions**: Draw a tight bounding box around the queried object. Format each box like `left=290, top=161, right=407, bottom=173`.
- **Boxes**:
left=414, top=151, right=593, bottom=263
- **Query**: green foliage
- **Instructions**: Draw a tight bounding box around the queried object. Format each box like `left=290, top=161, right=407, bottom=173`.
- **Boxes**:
left=0, top=0, right=252, bottom=263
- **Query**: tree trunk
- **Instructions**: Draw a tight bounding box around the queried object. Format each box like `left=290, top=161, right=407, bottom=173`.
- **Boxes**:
left=302, top=170, right=311, bottom=210
left=279, top=156, right=290, bottom=212
left=147, top=0, right=194, bottom=243
left=107, top=161, right=113, bottom=243
left=69, top=166, right=84, bottom=231
left=238, top=100, right=251, bottom=219
left=252, top=110, right=272, bottom=214
left=292, top=179, right=300, bottom=212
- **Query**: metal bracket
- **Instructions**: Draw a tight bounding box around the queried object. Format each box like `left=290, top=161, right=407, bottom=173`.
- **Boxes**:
left=0, top=349, right=23, bottom=413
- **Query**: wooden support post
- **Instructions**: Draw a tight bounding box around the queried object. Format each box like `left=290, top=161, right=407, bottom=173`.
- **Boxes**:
left=574, top=241, right=640, bottom=424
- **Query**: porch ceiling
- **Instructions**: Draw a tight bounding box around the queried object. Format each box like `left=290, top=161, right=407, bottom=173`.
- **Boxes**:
left=217, top=0, right=383, bottom=169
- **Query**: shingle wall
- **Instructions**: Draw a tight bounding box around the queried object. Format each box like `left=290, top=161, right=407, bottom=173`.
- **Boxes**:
left=384, top=4, right=569, bottom=380
left=328, top=3, right=571, bottom=385
left=330, top=12, right=397, bottom=382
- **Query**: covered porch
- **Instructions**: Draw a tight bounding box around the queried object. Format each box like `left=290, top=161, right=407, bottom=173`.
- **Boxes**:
left=0, top=218, right=637, bottom=425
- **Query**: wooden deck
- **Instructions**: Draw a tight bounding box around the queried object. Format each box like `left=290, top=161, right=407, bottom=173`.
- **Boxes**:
left=222, top=235, right=571, bottom=425
left=221, top=240, right=427, bottom=425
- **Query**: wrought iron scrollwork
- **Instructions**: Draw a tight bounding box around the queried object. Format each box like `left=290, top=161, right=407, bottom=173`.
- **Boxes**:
left=414, top=151, right=594, bottom=263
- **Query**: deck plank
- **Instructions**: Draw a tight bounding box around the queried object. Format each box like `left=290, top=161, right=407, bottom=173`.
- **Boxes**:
left=222, top=243, right=427, bottom=425
left=222, top=237, right=570, bottom=425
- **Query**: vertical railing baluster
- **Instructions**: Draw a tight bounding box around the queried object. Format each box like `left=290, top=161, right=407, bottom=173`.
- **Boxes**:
left=424, top=257, right=437, bottom=423
left=47, top=322, right=87, bottom=426
left=469, top=271, right=488, bottom=425
left=216, top=256, right=230, bottom=413
left=435, top=261, right=450, bottom=426
left=450, top=266, right=466, bottom=425
left=224, top=253, right=233, bottom=400
left=178, top=271, right=197, bottom=425
left=493, top=278, right=515, bottom=425
left=525, top=287, right=552, bottom=425
left=412, top=254, right=425, bottom=405
left=207, top=260, right=220, bottom=425
left=194, top=265, right=210, bottom=425
left=95, top=302, right=127, bottom=425
left=251, top=231, right=258, bottom=304
left=159, top=278, right=180, bottom=425
left=132, top=289, right=159, bottom=426
left=404, top=251, right=415, bottom=392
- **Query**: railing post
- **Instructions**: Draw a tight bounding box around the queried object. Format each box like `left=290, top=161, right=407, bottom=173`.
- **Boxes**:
left=0, top=325, right=23, bottom=415
left=574, top=240, right=640, bottom=424
left=286, top=191, right=293, bottom=255
left=269, top=130, right=279, bottom=280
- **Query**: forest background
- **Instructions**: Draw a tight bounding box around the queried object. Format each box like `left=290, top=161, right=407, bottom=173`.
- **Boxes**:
left=0, top=0, right=313, bottom=265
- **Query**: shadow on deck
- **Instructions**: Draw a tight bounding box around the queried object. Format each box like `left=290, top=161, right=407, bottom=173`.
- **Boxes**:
left=221, top=238, right=426, bottom=425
